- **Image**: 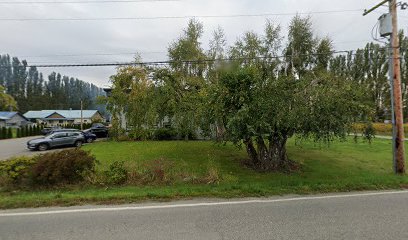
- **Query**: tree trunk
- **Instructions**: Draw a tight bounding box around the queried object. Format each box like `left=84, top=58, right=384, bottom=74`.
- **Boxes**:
left=244, top=138, right=258, bottom=166
left=244, top=135, right=291, bottom=171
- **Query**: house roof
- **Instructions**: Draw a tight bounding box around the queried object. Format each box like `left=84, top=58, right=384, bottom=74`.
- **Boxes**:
left=0, top=111, right=28, bottom=121
left=0, top=111, right=17, bottom=120
left=24, top=110, right=100, bottom=120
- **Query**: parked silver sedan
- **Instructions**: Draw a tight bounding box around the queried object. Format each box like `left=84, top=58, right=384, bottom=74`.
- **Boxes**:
left=27, top=131, right=85, bottom=151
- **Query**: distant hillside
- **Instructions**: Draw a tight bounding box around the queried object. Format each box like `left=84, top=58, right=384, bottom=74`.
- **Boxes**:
left=0, top=54, right=106, bottom=113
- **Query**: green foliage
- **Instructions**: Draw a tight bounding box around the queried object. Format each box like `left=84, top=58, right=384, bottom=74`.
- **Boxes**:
left=153, top=128, right=178, bottom=140
left=0, top=55, right=105, bottom=112
left=0, top=127, right=5, bottom=139
left=30, top=149, right=96, bottom=186
left=104, top=161, right=128, bottom=185
left=106, top=65, right=157, bottom=140
left=21, top=126, right=26, bottom=137
left=0, top=85, right=17, bottom=111
left=16, top=128, right=21, bottom=138
left=136, top=158, right=175, bottom=185
left=0, top=156, right=36, bottom=186
left=6, top=128, right=12, bottom=139
left=363, top=122, right=376, bottom=144
left=103, top=18, right=375, bottom=171
left=285, top=15, right=317, bottom=77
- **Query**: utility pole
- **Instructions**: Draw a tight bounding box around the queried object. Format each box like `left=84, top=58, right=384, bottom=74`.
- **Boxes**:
left=364, top=0, right=405, bottom=174
left=390, top=0, right=405, bottom=174
left=80, top=100, right=83, bottom=131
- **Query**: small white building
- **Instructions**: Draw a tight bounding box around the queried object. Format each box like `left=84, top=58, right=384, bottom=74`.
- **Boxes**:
left=24, top=110, right=105, bottom=126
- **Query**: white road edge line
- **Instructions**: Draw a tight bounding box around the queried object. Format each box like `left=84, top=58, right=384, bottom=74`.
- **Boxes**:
left=1, top=190, right=408, bottom=217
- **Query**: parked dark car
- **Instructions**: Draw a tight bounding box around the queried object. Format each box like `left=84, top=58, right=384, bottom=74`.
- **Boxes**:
left=82, top=129, right=97, bottom=143
left=27, top=131, right=85, bottom=151
left=41, top=126, right=61, bottom=135
left=46, top=128, right=78, bottom=135
left=88, top=123, right=109, bottom=138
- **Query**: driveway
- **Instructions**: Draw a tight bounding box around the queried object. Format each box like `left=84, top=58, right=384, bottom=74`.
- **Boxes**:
left=0, top=136, right=105, bottom=160
left=0, top=190, right=408, bottom=240
left=0, top=136, right=57, bottom=160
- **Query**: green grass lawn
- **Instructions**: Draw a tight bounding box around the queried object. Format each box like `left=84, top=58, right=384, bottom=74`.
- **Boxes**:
left=1, top=138, right=408, bottom=209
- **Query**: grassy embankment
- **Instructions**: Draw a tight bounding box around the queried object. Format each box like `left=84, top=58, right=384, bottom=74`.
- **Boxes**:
left=1, top=137, right=408, bottom=209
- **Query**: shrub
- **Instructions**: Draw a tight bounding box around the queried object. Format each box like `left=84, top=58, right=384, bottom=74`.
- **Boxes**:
left=139, top=158, right=175, bottom=184
left=153, top=128, right=177, bottom=140
left=104, top=161, right=128, bottom=185
left=2, top=127, right=6, bottom=139
left=28, top=126, right=33, bottom=136
left=0, top=156, right=36, bottom=186
left=7, top=128, right=12, bottom=139
left=16, top=128, right=21, bottom=138
left=363, top=122, right=376, bottom=144
left=21, top=127, right=25, bottom=137
left=30, top=149, right=96, bottom=186
left=202, top=164, right=221, bottom=184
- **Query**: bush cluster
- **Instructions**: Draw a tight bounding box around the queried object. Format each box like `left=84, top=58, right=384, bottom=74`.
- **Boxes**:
left=31, top=149, right=96, bottom=185
left=0, top=127, right=12, bottom=139
left=0, top=152, right=221, bottom=189
left=0, top=125, right=45, bottom=139
left=104, top=161, right=128, bottom=185
left=0, top=149, right=96, bottom=188
left=17, top=125, right=43, bottom=138
left=352, top=122, right=408, bottom=135
left=153, top=128, right=178, bottom=140
left=0, top=156, right=36, bottom=186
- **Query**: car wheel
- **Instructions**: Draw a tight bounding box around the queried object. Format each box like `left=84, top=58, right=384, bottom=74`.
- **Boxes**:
left=86, top=138, right=94, bottom=143
left=38, top=143, right=49, bottom=151
left=74, top=141, right=83, bottom=148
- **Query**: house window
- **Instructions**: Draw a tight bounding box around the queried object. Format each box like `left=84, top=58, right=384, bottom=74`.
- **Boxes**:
left=59, top=120, right=64, bottom=124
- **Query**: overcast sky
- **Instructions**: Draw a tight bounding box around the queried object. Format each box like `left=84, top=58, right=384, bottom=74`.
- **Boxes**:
left=1, top=0, right=407, bottom=87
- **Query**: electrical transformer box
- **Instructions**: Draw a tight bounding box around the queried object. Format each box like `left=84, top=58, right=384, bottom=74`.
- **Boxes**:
left=379, top=13, right=392, bottom=37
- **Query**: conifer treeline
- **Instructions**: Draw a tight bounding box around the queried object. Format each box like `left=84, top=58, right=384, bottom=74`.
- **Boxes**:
left=0, top=54, right=105, bottom=112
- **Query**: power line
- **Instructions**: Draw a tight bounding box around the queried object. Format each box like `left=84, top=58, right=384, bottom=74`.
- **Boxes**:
left=18, top=51, right=165, bottom=58
left=0, top=0, right=177, bottom=4
left=20, top=50, right=354, bottom=68
left=21, top=46, right=404, bottom=68
left=0, top=9, right=364, bottom=21
left=9, top=40, right=374, bottom=60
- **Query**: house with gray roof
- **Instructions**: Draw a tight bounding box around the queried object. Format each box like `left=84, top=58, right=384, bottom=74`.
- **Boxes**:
left=24, top=110, right=105, bottom=126
left=0, top=112, right=30, bottom=128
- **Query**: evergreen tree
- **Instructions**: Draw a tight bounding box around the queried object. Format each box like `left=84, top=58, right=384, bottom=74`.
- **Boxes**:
left=7, top=128, right=12, bottom=139
left=0, top=54, right=106, bottom=112
left=17, top=128, right=21, bottom=138
left=2, top=127, right=6, bottom=139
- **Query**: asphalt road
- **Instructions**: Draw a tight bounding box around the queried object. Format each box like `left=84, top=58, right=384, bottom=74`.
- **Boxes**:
left=0, top=136, right=46, bottom=160
left=1, top=190, right=408, bottom=240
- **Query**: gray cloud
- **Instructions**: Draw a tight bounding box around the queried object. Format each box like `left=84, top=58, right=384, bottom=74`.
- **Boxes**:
left=1, top=0, right=406, bottom=87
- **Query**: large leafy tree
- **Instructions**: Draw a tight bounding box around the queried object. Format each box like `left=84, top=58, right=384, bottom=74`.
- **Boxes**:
left=0, top=85, right=17, bottom=111
left=165, top=19, right=207, bottom=139
left=207, top=16, right=368, bottom=171
left=104, top=17, right=375, bottom=172
left=210, top=66, right=366, bottom=171
left=104, top=63, right=156, bottom=140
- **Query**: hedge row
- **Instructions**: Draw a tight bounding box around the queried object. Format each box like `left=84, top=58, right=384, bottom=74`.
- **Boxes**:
left=0, top=127, right=12, bottom=139
left=0, top=125, right=45, bottom=140
left=352, top=123, right=408, bottom=135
